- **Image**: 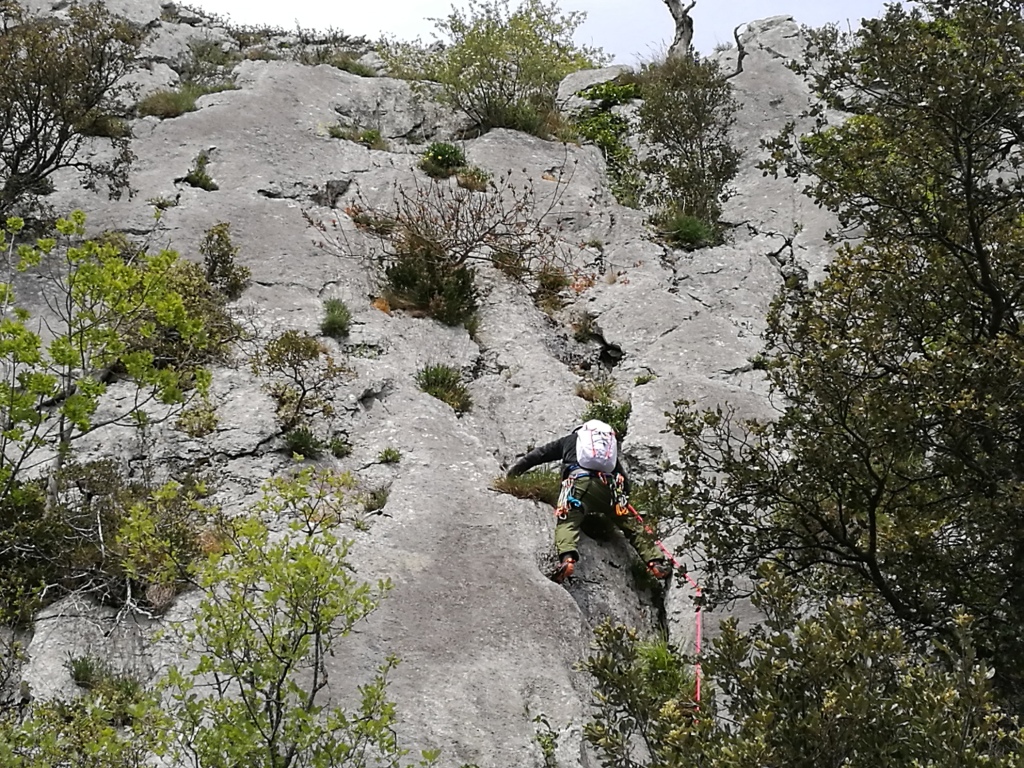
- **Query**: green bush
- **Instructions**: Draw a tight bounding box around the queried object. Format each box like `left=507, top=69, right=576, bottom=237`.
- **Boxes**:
left=416, top=363, right=472, bottom=414
left=378, top=447, right=402, bottom=464
left=381, top=0, right=607, bottom=135
left=491, top=469, right=561, bottom=506
left=321, top=298, right=352, bottom=340
left=284, top=426, right=325, bottom=459
left=330, top=436, right=353, bottom=458
left=533, top=263, right=570, bottom=313
left=201, top=222, right=250, bottom=299
left=251, top=330, right=346, bottom=430
left=137, top=82, right=236, bottom=119
left=419, top=142, right=466, bottom=178
left=329, top=125, right=388, bottom=150
left=582, top=398, right=631, bottom=438
left=184, top=150, right=218, bottom=191
left=0, top=2, right=143, bottom=213
left=384, top=241, right=478, bottom=327
left=456, top=166, right=491, bottom=192
left=655, top=206, right=716, bottom=250
left=638, top=53, right=740, bottom=226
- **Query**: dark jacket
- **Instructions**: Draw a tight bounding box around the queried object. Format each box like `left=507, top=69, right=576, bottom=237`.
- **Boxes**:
left=508, top=432, right=630, bottom=491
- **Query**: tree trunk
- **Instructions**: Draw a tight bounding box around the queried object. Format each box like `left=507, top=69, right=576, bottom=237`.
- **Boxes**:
left=664, top=0, right=697, bottom=59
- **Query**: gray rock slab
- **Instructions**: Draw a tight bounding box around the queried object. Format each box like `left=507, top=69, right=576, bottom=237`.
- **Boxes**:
left=556, top=65, right=634, bottom=116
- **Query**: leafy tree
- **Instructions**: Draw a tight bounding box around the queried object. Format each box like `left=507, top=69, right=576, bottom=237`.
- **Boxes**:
left=638, top=53, right=740, bottom=232
left=164, top=468, right=438, bottom=768
left=0, top=213, right=212, bottom=509
left=0, top=1, right=144, bottom=214
left=667, top=0, right=1024, bottom=705
left=381, top=0, right=608, bottom=135
left=583, top=571, right=1024, bottom=767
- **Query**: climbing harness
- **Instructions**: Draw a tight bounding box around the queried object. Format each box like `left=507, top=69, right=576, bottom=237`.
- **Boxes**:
left=626, top=502, right=703, bottom=706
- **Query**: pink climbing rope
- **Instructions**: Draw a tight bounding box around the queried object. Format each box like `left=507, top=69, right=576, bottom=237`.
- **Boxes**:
left=627, top=504, right=703, bottom=705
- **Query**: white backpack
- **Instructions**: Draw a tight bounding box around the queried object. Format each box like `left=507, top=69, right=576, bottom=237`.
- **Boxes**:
left=575, top=420, right=618, bottom=473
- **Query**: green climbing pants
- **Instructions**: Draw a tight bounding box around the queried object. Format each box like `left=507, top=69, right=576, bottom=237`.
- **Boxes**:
left=554, top=474, right=663, bottom=564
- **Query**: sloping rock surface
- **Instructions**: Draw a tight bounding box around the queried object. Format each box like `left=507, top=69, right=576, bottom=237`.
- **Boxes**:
left=13, top=6, right=839, bottom=767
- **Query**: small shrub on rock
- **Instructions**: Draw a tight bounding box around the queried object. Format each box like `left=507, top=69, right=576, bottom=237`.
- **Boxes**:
left=378, top=447, right=402, bottom=464
left=284, top=426, right=325, bottom=459
left=456, top=166, right=491, bottom=192
left=582, top=398, right=631, bottom=439
left=419, top=142, right=466, bottom=178
left=329, top=125, right=388, bottom=150
left=330, top=436, right=353, bottom=458
left=491, top=469, right=561, bottom=506
left=321, top=298, right=352, bottom=340
left=655, top=206, right=716, bottom=250
left=385, top=242, right=478, bottom=327
left=381, top=0, right=607, bottom=135
left=251, top=330, right=347, bottom=430
left=533, top=264, right=570, bottom=313
left=201, top=222, right=250, bottom=299
left=416, top=363, right=472, bottom=414
left=184, top=150, right=218, bottom=191
left=137, top=82, right=236, bottom=119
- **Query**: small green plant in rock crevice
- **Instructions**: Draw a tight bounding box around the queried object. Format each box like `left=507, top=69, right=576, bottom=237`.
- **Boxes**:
left=573, top=80, right=643, bottom=208
left=581, top=398, right=631, bottom=438
left=491, top=469, right=561, bottom=507
left=183, top=150, right=218, bottom=191
left=416, top=363, right=472, bottom=415
left=378, top=447, right=402, bottom=464
left=533, top=713, right=560, bottom=768
left=654, top=204, right=716, bottom=251
left=284, top=425, right=325, bottom=459
left=201, top=222, right=250, bottom=299
left=533, top=264, right=570, bottom=313
left=419, top=142, right=467, bottom=179
left=321, top=298, right=352, bottom=340
left=328, top=125, right=389, bottom=150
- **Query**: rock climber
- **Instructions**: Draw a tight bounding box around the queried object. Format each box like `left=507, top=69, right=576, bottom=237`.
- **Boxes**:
left=507, top=419, right=672, bottom=584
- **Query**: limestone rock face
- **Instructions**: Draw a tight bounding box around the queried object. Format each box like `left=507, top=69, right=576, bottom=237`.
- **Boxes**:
left=12, top=3, right=839, bottom=766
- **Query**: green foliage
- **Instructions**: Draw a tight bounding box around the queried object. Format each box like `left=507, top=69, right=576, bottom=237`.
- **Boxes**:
left=491, top=469, right=561, bottom=507
left=532, top=264, right=570, bottom=313
left=321, top=298, right=352, bottom=340
left=183, top=150, right=218, bottom=191
left=0, top=213, right=216, bottom=509
left=64, top=656, right=144, bottom=726
left=251, top=330, right=346, bottom=431
left=384, top=238, right=479, bottom=326
left=136, top=81, right=236, bottom=119
left=363, top=484, right=390, bottom=513
left=201, top=222, right=249, bottom=300
left=378, top=447, right=402, bottom=464
left=581, top=399, right=631, bottom=439
left=633, top=372, right=655, bottom=386
left=637, top=53, right=740, bottom=227
left=284, top=425, right=325, bottom=459
left=0, top=1, right=143, bottom=214
left=575, top=376, right=615, bottom=403
left=672, top=0, right=1024, bottom=710
left=329, top=436, right=353, bottom=459
left=418, top=142, right=467, bottom=178
left=532, top=714, right=559, bottom=768
left=653, top=205, right=715, bottom=250
left=163, top=469, right=437, bottom=768
left=573, top=86, right=643, bottom=207
left=456, top=166, right=491, bottom=192
left=328, top=125, right=388, bottom=150
left=175, top=396, right=219, bottom=438
left=415, top=363, right=472, bottom=415
left=583, top=576, right=1024, bottom=767
left=381, top=0, right=607, bottom=135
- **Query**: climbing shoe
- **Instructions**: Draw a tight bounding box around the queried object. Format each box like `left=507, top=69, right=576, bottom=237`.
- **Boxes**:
left=551, top=554, right=577, bottom=584
left=647, top=559, right=672, bottom=580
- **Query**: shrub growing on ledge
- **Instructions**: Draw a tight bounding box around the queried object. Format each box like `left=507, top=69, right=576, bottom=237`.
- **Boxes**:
left=418, top=142, right=466, bottom=178
left=416, top=363, right=472, bottom=414
left=321, top=298, right=352, bottom=339
left=381, top=0, right=608, bottom=136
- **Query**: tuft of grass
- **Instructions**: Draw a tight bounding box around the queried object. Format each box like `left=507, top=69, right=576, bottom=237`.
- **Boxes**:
left=576, top=377, right=616, bottom=403
left=655, top=207, right=717, bottom=250
left=137, top=82, right=236, bottom=119
left=284, top=426, right=324, bottom=459
left=363, top=484, right=390, bottom=513
left=491, top=469, right=562, bottom=507
left=634, top=372, right=656, bottom=386
left=329, top=437, right=352, bottom=458
left=581, top=399, right=632, bottom=439
left=321, top=298, right=352, bottom=340
left=184, top=151, right=218, bottom=191
left=533, top=264, right=570, bottom=313
left=416, top=363, right=472, bottom=415
left=456, top=166, right=491, bottom=192
left=418, top=142, right=466, bottom=179
left=328, top=125, right=388, bottom=150
left=378, top=447, right=402, bottom=464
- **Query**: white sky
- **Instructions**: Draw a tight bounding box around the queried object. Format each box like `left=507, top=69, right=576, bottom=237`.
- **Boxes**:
left=191, top=0, right=897, bottom=63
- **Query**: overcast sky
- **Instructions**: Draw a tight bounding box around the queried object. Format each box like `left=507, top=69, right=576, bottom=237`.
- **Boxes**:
left=192, top=0, right=897, bottom=63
